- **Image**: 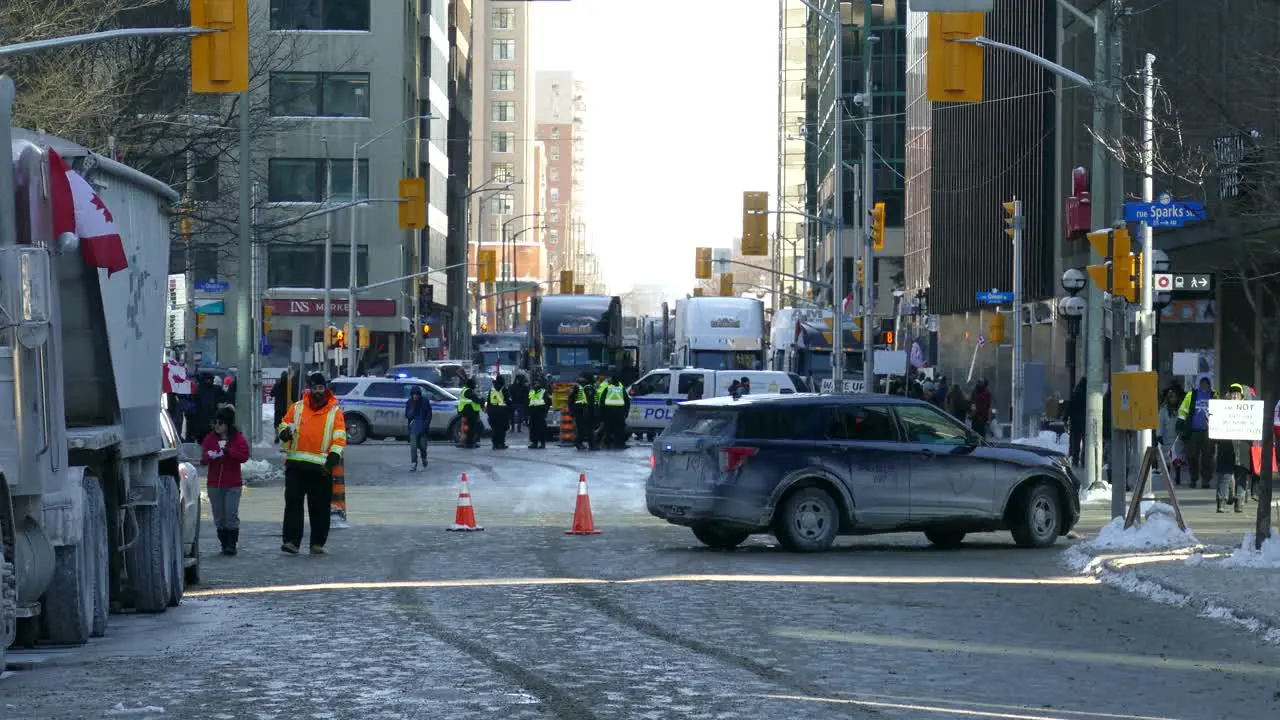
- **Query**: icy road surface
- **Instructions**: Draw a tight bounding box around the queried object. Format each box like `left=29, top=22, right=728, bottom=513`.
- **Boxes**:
left=6, top=438, right=1280, bottom=719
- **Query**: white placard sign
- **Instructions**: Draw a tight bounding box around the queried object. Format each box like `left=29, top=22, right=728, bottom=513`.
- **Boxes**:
left=1207, top=399, right=1264, bottom=441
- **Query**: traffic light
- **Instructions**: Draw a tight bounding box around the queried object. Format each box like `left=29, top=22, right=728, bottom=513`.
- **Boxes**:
left=191, top=0, right=250, bottom=94
left=478, top=248, right=497, bottom=283
left=694, top=247, right=712, bottom=279
left=1112, top=239, right=1139, bottom=302
left=398, top=177, right=426, bottom=230
left=574, top=284, right=585, bottom=295
left=262, top=302, right=273, bottom=333
left=719, top=272, right=734, bottom=297
left=693, top=288, right=705, bottom=297
left=195, top=312, right=206, bottom=338
left=879, top=329, right=895, bottom=346
left=357, top=326, right=370, bottom=350
left=927, top=12, right=984, bottom=103
left=870, top=202, right=886, bottom=251
left=332, top=326, right=346, bottom=350
left=988, top=312, right=1005, bottom=345
left=1002, top=200, right=1017, bottom=239
left=560, top=269, right=574, bottom=294
left=741, top=191, right=769, bottom=256
left=856, top=258, right=864, bottom=283
left=1085, top=226, right=1137, bottom=301
left=421, top=322, right=432, bottom=337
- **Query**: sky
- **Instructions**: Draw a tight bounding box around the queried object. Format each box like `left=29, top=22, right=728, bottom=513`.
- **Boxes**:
left=529, top=0, right=779, bottom=297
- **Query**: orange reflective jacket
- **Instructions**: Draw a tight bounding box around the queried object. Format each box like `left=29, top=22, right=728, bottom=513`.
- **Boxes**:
left=277, top=392, right=346, bottom=466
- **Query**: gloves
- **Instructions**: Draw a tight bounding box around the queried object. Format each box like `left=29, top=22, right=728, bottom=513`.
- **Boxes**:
left=279, top=426, right=294, bottom=442
left=207, top=449, right=224, bottom=460
left=324, top=452, right=341, bottom=472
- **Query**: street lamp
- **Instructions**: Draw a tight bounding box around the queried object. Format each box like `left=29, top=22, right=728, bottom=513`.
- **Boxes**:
left=1060, top=268, right=1088, bottom=392
left=500, top=212, right=541, bottom=329
left=343, top=113, right=435, bottom=377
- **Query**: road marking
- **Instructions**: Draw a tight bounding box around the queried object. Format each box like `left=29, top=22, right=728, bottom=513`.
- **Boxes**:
left=755, top=692, right=1176, bottom=720
left=187, top=573, right=1097, bottom=598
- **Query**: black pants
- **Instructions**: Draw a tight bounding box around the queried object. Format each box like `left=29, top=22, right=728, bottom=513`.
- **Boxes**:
left=604, top=408, right=626, bottom=447
left=283, top=460, right=333, bottom=548
left=463, top=410, right=481, bottom=447
left=528, top=409, right=548, bottom=447
left=489, top=409, right=509, bottom=448
left=1185, top=430, right=1213, bottom=487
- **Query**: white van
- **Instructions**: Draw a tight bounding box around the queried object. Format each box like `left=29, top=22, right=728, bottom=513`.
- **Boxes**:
left=626, top=368, right=809, bottom=439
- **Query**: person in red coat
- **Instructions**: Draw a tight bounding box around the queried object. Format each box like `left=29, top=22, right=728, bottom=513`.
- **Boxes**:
left=202, top=406, right=250, bottom=555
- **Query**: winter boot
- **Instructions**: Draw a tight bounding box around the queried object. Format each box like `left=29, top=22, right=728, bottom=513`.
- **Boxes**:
left=1235, top=496, right=1244, bottom=513
left=1217, top=499, right=1225, bottom=513
left=217, top=528, right=229, bottom=552
left=227, top=529, right=239, bottom=556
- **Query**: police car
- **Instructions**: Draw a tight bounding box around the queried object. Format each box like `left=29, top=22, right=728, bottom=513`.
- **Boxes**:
left=329, top=376, right=489, bottom=444
left=626, top=368, right=804, bottom=440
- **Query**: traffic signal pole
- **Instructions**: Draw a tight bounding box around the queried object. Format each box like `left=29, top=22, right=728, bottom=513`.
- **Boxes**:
left=1137, top=54, right=1157, bottom=498
left=830, top=3, right=847, bottom=393
left=1084, top=6, right=1110, bottom=510
left=860, top=36, right=878, bottom=395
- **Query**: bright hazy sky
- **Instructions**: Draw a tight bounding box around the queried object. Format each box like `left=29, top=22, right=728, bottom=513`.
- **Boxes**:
left=529, top=0, right=779, bottom=296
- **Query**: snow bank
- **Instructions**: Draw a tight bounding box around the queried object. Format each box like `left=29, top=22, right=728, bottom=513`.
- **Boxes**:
left=1080, top=482, right=1112, bottom=506
left=261, top=402, right=273, bottom=426
left=241, top=458, right=283, bottom=485
left=1012, top=430, right=1069, bottom=452
left=105, top=704, right=166, bottom=716
left=1084, top=504, right=1199, bottom=550
left=1217, top=530, right=1280, bottom=569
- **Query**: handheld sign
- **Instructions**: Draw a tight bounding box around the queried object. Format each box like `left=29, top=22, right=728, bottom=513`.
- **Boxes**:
left=1206, top=399, right=1264, bottom=441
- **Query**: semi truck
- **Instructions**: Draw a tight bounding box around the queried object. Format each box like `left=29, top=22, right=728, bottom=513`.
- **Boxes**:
left=671, top=296, right=766, bottom=371
left=769, top=307, right=865, bottom=392
left=528, top=294, right=623, bottom=383
left=2, top=78, right=188, bottom=669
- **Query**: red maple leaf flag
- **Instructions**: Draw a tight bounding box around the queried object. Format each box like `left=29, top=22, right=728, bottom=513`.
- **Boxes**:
left=48, top=148, right=129, bottom=276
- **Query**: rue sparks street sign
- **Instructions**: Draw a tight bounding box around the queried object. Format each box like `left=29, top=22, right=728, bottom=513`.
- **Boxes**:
left=1123, top=192, right=1207, bottom=229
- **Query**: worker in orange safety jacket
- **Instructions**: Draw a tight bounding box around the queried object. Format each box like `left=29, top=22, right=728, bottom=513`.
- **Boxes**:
left=277, top=371, right=346, bottom=555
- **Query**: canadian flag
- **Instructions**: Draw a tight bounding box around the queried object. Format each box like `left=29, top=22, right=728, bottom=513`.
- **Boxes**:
left=162, top=359, right=193, bottom=395
left=47, top=148, right=129, bottom=276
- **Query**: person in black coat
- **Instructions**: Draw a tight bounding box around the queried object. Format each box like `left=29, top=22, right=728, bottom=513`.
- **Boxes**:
left=486, top=375, right=513, bottom=449
left=186, top=373, right=223, bottom=443
left=1068, top=378, right=1086, bottom=467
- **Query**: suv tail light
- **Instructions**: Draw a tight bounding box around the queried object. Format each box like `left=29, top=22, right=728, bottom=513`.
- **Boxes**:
left=719, top=446, right=758, bottom=473
left=649, top=452, right=656, bottom=469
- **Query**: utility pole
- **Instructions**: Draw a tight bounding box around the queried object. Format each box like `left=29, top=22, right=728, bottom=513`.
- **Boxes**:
left=1138, top=52, right=1157, bottom=495
left=860, top=33, right=878, bottom=395
left=321, top=135, right=334, bottom=378
left=1083, top=5, right=1110, bottom=500
left=1009, top=197, right=1025, bottom=438
left=346, top=139, right=360, bottom=378
left=829, top=2, right=847, bottom=393
left=235, top=89, right=253, bottom=423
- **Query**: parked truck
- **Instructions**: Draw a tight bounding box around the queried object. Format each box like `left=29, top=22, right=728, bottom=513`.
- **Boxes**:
left=2, top=78, right=188, bottom=669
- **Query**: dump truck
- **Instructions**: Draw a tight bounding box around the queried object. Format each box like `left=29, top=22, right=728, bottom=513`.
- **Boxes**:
left=1, top=76, right=188, bottom=669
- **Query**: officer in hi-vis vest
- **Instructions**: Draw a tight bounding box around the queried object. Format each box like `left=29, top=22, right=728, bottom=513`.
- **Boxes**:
left=601, top=375, right=630, bottom=449
left=486, top=374, right=513, bottom=449
left=526, top=377, right=550, bottom=449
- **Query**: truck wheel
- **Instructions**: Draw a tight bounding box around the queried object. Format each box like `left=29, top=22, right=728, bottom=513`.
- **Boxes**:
left=83, top=474, right=109, bottom=638
left=1, top=559, right=16, bottom=670
left=126, top=479, right=175, bottom=613
left=42, top=478, right=97, bottom=645
left=163, top=478, right=185, bottom=607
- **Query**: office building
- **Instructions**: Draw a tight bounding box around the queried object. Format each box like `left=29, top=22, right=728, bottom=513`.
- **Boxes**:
left=535, top=70, right=588, bottom=285
left=446, top=0, right=475, bottom=356
left=777, top=0, right=811, bottom=304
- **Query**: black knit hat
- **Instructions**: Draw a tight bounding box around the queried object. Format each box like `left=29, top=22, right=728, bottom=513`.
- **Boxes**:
left=307, top=371, right=328, bottom=387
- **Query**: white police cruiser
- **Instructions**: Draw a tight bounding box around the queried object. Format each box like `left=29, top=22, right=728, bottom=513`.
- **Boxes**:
left=626, top=368, right=804, bottom=440
left=329, top=376, right=489, bottom=444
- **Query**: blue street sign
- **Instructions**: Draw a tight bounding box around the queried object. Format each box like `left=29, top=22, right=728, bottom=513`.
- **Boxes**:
left=1123, top=192, right=1206, bottom=229
left=194, top=279, right=229, bottom=293
left=260, top=334, right=271, bottom=356
left=975, top=290, right=1015, bottom=304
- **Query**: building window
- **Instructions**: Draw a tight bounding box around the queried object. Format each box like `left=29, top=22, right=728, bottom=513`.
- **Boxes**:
left=267, top=158, right=367, bottom=203
left=270, top=0, right=370, bottom=31
left=548, top=209, right=560, bottom=224
left=492, top=162, right=515, bottom=183
left=490, top=70, right=514, bottom=91
left=192, top=245, right=219, bottom=281
left=549, top=187, right=560, bottom=203
left=491, top=132, right=515, bottom=153
left=491, top=101, right=516, bottom=123
left=492, top=8, right=514, bottom=29
left=550, top=146, right=560, bottom=161
left=268, top=243, right=369, bottom=288
left=550, top=127, right=560, bottom=140
left=193, top=155, right=219, bottom=202
left=548, top=229, right=559, bottom=244
left=270, top=72, right=369, bottom=117
left=492, top=39, right=515, bottom=61
left=549, top=167, right=560, bottom=182
left=490, top=192, right=514, bottom=215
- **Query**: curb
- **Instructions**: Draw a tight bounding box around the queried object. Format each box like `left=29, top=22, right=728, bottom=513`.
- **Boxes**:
left=1069, top=545, right=1280, bottom=644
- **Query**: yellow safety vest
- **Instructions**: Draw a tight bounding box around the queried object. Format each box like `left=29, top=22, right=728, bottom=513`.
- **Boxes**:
left=489, top=388, right=506, bottom=406
left=604, top=384, right=626, bottom=407
left=528, top=389, right=546, bottom=407
left=456, top=391, right=480, bottom=413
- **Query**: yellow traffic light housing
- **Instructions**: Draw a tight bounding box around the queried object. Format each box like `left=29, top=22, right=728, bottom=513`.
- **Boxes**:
left=694, top=247, right=712, bottom=279
left=870, top=202, right=886, bottom=250
left=559, top=270, right=574, bottom=294
left=478, top=248, right=497, bottom=283
left=741, top=192, right=769, bottom=256
left=719, top=272, right=735, bottom=297
left=191, top=0, right=250, bottom=94
left=1002, top=201, right=1017, bottom=239
left=421, top=323, right=431, bottom=337
left=856, top=258, right=864, bottom=283
left=195, top=312, right=206, bottom=338
left=398, top=177, right=426, bottom=231
left=927, top=12, right=984, bottom=104
left=693, top=288, right=705, bottom=297
left=1085, top=226, right=1138, bottom=301
left=357, top=326, right=371, bottom=350
left=574, top=284, right=585, bottom=295
left=988, top=312, right=1005, bottom=345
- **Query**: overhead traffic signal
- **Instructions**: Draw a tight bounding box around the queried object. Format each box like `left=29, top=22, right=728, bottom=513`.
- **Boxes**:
left=741, top=192, right=769, bottom=256
left=1002, top=200, right=1017, bottom=238
left=421, top=322, right=432, bottom=337
left=357, top=326, right=370, bottom=350
left=398, top=177, right=426, bottom=230
left=694, top=247, right=712, bottom=279
left=478, top=248, right=497, bottom=283
left=870, top=202, right=886, bottom=250
left=195, top=312, right=206, bottom=338
left=560, top=269, right=574, bottom=294
left=693, top=288, right=705, bottom=297
left=926, top=11, right=984, bottom=104
left=191, top=0, right=250, bottom=94
left=988, top=312, right=1005, bottom=345
left=719, top=272, right=734, bottom=297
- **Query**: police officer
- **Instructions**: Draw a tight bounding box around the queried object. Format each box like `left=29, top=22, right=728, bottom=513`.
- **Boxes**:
left=526, top=378, right=549, bottom=449
left=456, top=377, right=483, bottom=448
left=602, top=376, right=629, bottom=449
left=594, top=374, right=611, bottom=449
left=572, top=374, right=595, bottom=451
left=486, top=375, right=512, bottom=449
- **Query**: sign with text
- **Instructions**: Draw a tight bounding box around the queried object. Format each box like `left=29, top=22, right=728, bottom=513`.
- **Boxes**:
left=975, top=290, right=1014, bottom=304
left=819, top=378, right=866, bottom=394
left=1123, top=193, right=1207, bottom=229
left=1207, top=399, right=1264, bottom=441
left=263, top=298, right=397, bottom=317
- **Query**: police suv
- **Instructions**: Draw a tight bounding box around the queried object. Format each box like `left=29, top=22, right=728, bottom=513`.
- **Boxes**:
left=626, top=368, right=806, bottom=440
left=329, top=376, right=489, bottom=444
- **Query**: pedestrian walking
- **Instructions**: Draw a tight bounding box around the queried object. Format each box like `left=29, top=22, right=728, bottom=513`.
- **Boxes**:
left=1177, top=373, right=1217, bottom=489
left=970, top=379, right=993, bottom=437
left=486, top=375, right=512, bottom=449
left=728, top=379, right=742, bottom=400
left=202, top=406, right=250, bottom=556
left=593, top=375, right=611, bottom=448
left=1156, top=387, right=1184, bottom=485
left=457, top=378, right=483, bottom=448
left=510, top=373, right=530, bottom=434
left=1213, top=404, right=1239, bottom=513
left=946, top=383, right=969, bottom=425
left=526, top=378, right=550, bottom=449
left=276, top=372, right=347, bottom=555
left=186, top=372, right=222, bottom=443
left=405, top=385, right=432, bottom=471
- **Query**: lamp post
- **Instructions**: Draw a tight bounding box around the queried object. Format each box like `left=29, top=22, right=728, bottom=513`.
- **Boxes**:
left=1060, top=268, right=1088, bottom=393
left=500, top=212, right=542, bottom=330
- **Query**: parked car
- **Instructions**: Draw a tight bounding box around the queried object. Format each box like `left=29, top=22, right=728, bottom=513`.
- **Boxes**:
left=160, top=408, right=202, bottom=585
left=330, top=376, right=489, bottom=445
left=646, top=393, right=1081, bottom=552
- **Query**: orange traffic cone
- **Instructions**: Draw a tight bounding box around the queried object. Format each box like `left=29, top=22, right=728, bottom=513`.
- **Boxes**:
left=446, top=473, right=485, bottom=532
left=565, top=473, right=601, bottom=535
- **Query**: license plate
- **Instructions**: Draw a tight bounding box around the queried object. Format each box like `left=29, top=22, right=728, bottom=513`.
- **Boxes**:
left=684, top=455, right=702, bottom=473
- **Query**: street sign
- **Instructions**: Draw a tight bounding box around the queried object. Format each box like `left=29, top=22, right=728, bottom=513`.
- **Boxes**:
left=909, top=0, right=994, bottom=10
left=1153, top=272, right=1213, bottom=292
left=975, top=290, right=1015, bottom=304
left=194, top=279, right=229, bottom=293
left=194, top=299, right=225, bottom=315
left=1123, top=193, right=1206, bottom=229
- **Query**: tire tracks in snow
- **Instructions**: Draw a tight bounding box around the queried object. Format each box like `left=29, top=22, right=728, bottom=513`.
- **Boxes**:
left=387, top=547, right=598, bottom=720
